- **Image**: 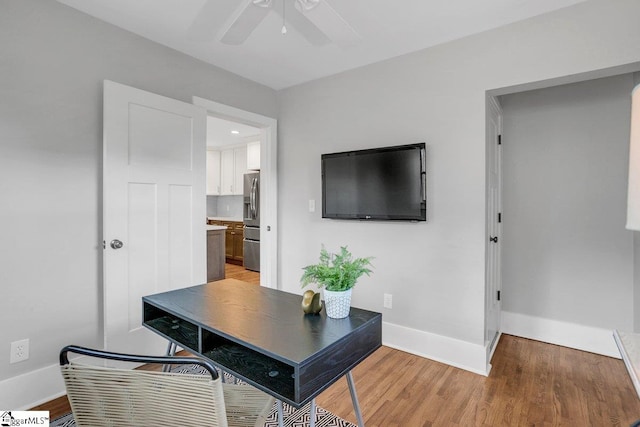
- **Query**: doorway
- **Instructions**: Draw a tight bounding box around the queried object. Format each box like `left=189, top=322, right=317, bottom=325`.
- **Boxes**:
left=194, top=97, right=278, bottom=289
left=497, top=75, right=634, bottom=357
left=205, top=115, right=261, bottom=277
left=485, top=95, right=503, bottom=365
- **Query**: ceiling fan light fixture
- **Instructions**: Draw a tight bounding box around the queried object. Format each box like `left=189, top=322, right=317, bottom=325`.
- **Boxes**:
left=281, top=0, right=287, bottom=35
left=252, top=0, right=273, bottom=8
left=295, top=0, right=321, bottom=12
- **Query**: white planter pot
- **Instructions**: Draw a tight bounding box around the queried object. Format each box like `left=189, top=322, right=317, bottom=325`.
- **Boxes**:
left=323, top=288, right=352, bottom=319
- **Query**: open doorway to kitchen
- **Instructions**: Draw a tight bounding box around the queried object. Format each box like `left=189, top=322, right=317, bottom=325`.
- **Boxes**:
left=194, top=97, right=278, bottom=289
left=205, top=115, right=261, bottom=279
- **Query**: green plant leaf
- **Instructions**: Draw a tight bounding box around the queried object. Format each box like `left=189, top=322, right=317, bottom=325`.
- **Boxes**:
left=300, top=245, right=373, bottom=291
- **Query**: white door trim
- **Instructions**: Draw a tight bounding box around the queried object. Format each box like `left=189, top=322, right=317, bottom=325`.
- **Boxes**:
left=485, top=94, right=503, bottom=364
left=192, top=97, right=278, bottom=289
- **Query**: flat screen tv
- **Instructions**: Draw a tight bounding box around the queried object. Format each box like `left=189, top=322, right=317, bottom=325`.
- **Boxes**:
left=322, top=143, right=426, bottom=221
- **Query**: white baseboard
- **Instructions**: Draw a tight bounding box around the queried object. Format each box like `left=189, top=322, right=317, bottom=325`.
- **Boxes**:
left=0, top=363, right=66, bottom=410
left=382, top=321, right=490, bottom=376
left=501, top=311, right=620, bottom=358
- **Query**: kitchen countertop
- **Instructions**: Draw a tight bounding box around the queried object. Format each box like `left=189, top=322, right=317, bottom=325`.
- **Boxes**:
left=206, top=225, right=228, bottom=231
left=207, top=216, right=243, bottom=222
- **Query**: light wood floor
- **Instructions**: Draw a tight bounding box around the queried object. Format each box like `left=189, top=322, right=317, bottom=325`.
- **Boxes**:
left=35, top=268, right=640, bottom=425
left=317, top=335, right=640, bottom=426
left=223, top=262, right=260, bottom=285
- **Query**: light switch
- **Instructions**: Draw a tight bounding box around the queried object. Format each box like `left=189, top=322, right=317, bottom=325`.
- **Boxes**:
left=309, top=199, right=316, bottom=212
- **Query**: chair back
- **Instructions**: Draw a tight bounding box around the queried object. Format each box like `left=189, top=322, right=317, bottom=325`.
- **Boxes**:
left=60, top=345, right=228, bottom=427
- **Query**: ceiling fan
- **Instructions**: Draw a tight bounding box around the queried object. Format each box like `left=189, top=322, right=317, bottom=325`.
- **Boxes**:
left=188, top=0, right=360, bottom=46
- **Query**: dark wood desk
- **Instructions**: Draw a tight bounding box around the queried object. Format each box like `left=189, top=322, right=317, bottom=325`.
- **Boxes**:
left=142, top=279, right=381, bottom=423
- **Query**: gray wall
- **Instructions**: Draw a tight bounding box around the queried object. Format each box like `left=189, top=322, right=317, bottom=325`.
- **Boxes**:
left=500, top=74, right=635, bottom=329
left=276, top=0, right=640, bottom=350
left=0, top=0, right=277, bottom=383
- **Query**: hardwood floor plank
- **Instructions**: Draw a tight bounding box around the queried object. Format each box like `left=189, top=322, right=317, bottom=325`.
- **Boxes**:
left=316, top=335, right=640, bottom=426
left=220, top=262, right=260, bottom=285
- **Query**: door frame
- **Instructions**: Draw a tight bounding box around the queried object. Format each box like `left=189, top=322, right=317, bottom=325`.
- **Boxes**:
left=193, top=97, right=278, bottom=289
left=485, top=94, right=503, bottom=364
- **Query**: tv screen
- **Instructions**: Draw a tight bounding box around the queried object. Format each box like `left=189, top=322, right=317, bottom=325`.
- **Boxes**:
left=322, top=143, right=426, bottom=221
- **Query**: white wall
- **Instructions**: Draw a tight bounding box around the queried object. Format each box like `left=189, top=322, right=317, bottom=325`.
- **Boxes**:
left=0, top=0, right=277, bottom=408
left=500, top=75, right=634, bottom=352
left=277, top=0, right=640, bottom=372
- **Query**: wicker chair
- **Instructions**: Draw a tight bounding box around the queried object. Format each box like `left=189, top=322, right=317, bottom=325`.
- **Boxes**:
left=59, top=345, right=275, bottom=427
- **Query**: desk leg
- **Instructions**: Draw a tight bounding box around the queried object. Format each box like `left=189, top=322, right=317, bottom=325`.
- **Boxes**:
left=162, top=342, right=177, bottom=372
left=277, top=400, right=284, bottom=427
left=310, top=398, right=316, bottom=427
left=347, top=371, right=365, bottom=427
left=167, top=342, right=176, bottom=356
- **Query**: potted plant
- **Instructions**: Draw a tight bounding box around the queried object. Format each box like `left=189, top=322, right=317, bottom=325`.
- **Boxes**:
left=301, top=246, right=373, bottom=318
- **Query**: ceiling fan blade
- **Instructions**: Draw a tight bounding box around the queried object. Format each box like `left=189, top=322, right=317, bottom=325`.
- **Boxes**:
left=294, top=0, right=360, bottom=47
left=219, top=0, right=272, bottom=45
left=187, top=0, right=240, bottom=41
left=281, top=6, right=331, bottom=46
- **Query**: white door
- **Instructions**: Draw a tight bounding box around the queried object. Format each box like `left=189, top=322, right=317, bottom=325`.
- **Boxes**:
left=103, top=80, right=206, bottom=354
left=485, top=95, right=503, bottom=362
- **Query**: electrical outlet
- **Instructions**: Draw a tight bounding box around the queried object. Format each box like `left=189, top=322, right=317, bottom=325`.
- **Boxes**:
left=10, top=339, right=29, bottom=364
left=383, top=293, right=393, bottom=309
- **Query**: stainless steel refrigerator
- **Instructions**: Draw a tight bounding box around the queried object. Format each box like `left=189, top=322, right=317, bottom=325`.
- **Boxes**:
left=243, top=172, right=260, bottom=272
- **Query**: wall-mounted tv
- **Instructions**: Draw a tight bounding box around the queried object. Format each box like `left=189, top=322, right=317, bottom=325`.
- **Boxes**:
left=322, top=143, right=426, bottom=221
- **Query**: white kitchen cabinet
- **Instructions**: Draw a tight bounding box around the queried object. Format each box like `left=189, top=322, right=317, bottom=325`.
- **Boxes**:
left=206, top=149, right=221, bottom=195
left=234, top=145, right=247, bottom=195
left=220, top=149, right=235, bottom=194
left=247, top=141, right=260, bottom=170
left=220, top=145, right=247, bottom=195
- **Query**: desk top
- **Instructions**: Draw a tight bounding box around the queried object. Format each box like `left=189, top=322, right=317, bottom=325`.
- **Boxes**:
left=142, top=279, right=382, bottom=405
left=144, top=279, right=380, bottom=364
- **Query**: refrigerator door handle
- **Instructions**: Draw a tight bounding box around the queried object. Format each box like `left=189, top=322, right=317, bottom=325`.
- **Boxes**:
left=249, top=179, right=253, bottom=218
left=250, top=177, right=258, bottom=218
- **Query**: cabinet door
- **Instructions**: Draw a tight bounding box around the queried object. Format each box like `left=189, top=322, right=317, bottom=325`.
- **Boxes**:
left=247, top=141, right=260, bottom=170
left=233, top=146, right=247, bottom=195
left=206, top=150, right=221, bottom=195
left=225, top=227, right=234, bottom=259
left=233, top=223, right=244, bottom=261
left=220, top=149, right=235, bottom=195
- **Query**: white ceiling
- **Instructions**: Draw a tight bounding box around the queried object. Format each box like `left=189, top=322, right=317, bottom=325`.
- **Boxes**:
left=206, top=115, right=260, bottom=148
left=56, top=0, right=587, bottom=90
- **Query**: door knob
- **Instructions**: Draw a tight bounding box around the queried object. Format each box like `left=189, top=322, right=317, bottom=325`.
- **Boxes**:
left=110, top=239, right=124, bottom=249
left=489, top=236, right=498, bottom=243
